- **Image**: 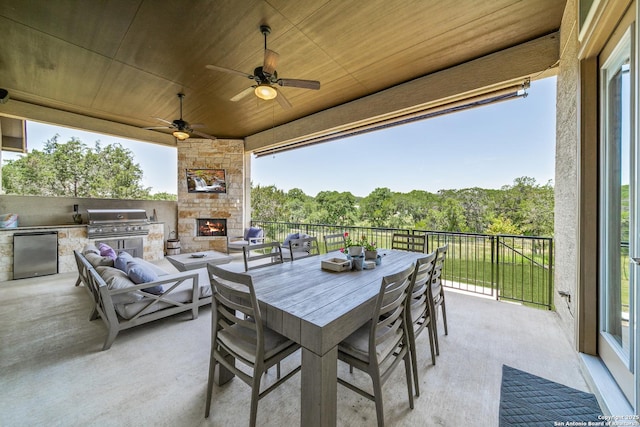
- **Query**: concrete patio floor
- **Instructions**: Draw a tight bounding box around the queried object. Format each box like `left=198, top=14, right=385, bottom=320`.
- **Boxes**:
left=0, top=257, right=589, bottom=427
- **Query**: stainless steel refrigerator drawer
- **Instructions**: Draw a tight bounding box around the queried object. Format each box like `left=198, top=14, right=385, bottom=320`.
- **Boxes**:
left=13, top=232, right=58, bottom=279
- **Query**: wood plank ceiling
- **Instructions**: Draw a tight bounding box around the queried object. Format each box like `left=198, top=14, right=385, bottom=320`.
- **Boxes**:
left=0, top=0, right=566, bottom=147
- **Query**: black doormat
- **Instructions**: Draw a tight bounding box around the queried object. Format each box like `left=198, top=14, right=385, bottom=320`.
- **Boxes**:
left=499, top=365, right=602, bottom=426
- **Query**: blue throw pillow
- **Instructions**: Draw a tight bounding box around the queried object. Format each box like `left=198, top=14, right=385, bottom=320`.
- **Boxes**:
left=245, top=227, right=262, bottom=240
left=126, top=261, right=163, bottom=295
left=114, top=251, right=134, bottom=272
left=283, top=232, right=300, bottom=246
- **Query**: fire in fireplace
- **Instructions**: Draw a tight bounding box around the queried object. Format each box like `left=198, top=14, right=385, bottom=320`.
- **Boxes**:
left=197, top=219, right=227, bottom=237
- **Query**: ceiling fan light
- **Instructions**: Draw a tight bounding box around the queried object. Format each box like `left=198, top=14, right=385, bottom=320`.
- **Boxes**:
left=255, top=84, right=277, bottom=100
left=173, top=130, right=190, bottom=140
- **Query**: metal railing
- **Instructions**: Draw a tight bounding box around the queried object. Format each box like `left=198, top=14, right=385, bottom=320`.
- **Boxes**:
left=250, top=221, right=554, bottom=310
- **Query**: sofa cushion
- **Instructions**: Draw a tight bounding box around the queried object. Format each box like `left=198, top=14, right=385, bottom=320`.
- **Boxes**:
left=114, top=270, right=212, bottom=319
left=114, top=251, right=134, bottom=272
left=99, top=243, right=117, bottom=260
left=83, top=244, right=100, bottom=256
left=84, top=252, right=115, bottom=268
left=95, top=266, right=143, bottom=304
left=127, top=261, right=163, bottom=295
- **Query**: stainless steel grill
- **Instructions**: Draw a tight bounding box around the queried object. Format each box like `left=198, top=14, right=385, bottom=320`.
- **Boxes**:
left=86, top=209, right=149, bottom=239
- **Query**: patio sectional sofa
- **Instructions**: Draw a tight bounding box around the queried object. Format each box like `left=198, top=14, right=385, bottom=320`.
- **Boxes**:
left=74, top=244, right=212, bottom=350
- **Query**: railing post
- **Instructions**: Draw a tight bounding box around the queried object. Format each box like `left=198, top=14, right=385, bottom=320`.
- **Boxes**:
left=548, top=238, right=554, bottom=310
left=494, top=235, right=499, bottom=301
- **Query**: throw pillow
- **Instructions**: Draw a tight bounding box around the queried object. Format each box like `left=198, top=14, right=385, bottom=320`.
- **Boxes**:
left=84, top=252, right=115, bottom=268
left=98, top=243, right=117, bottom=260
left=126, top=261, right=163, bottom=295
left=114, top=251, right=134, bottom=272
left=245, top=227, right=262, bottom=241
left=83, top=244, right=100, bottom=255
left=95, top=266, right=143, bottom=304
left=283, top=232, right=300, bottom=246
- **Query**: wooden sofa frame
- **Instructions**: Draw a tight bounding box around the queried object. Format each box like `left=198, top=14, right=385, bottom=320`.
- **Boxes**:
left=74, top=250, right=211, bottom=350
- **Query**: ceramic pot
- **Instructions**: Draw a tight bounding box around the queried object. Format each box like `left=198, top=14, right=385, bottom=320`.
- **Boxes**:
left=348, top=246, right=363, bottom=256
left=365, top=250, right=378, bottom=260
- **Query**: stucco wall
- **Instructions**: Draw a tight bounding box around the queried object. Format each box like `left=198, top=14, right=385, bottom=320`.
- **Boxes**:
left=554, top=0, right=579, bottom=344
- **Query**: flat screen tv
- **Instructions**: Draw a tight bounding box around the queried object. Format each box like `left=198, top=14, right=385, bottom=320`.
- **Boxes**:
left=186, top=168, right=226, bottom=193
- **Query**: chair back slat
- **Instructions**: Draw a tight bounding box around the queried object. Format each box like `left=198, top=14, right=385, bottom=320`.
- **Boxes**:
left=243, top=242, right=284, bottom=271
left=288, top=236, right=320, bottom=261
left=323, top=233, right=346, bottom=253
left=208, top=265, right=262, bottom=330
left=431, top=244, right=448, bottom=301
left=391, top=233, right=427, bottom=253
left=409, top=252, right=437, bottom=324
left=370, top=263, right=415, bottom=361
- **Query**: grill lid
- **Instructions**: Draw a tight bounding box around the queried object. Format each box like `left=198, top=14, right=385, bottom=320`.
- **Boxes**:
left=86, top=209, right=148, bottom=224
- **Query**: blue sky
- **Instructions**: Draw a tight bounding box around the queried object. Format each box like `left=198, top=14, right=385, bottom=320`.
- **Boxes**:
left=4, top=77, right=556, bottom=197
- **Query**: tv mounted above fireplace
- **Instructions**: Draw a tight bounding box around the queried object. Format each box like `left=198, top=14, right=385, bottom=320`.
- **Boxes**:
left=186, top=169, right=226, bottom=193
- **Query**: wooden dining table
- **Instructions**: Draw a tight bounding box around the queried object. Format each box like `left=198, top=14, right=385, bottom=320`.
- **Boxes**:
left=216, top=249, right=425, bottom=427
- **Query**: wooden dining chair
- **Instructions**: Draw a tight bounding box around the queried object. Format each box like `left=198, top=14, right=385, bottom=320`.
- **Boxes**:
left=243, top=241, right=284, bottom=271
left=205, top=265, right=301, bottom=427
left=391, top=233, right=427, bottom=253
left=406, top=252, right=437, bottom=397
left=430, top=243, right=449, bottom=355
left=337, top=263, right=416, bottom=427
left=323, top=232, right=346, bottom=253
left=287, top=236, right=320, bottom=261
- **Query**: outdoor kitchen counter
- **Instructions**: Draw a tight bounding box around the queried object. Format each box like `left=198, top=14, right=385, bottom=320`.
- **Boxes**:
left=0, top=223, right=165, bottom=282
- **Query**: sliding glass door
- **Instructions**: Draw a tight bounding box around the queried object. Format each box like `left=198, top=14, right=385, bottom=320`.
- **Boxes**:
left=599, top=23, right=636, bottom=406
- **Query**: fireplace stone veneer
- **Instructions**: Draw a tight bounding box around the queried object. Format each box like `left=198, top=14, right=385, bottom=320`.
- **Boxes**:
left=197, top=219, right=227, bottom=237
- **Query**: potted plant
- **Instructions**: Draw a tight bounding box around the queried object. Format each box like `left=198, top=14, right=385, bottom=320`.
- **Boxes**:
left=341, top=232, right=363, bottom=257
left=361, top=235, right=378, bottom=260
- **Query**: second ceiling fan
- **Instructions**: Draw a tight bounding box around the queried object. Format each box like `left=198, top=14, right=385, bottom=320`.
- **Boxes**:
left=206, top=25, right=320, bottom=109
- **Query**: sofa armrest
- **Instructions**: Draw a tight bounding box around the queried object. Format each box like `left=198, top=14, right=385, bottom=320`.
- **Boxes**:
left=108, top=270, right=201, bottom=299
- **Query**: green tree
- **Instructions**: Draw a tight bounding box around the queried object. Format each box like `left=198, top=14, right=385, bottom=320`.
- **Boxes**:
left=313, top=191, right=358, bottom=225
left=285, top=188, right=315, bottom=223
left=251, top=184, right=289, bottom=222
left=360, top=187, right=394, bottom=226
left=2, top=135, right=156, bottom=199
left=486, top=216, right=522, bottom=235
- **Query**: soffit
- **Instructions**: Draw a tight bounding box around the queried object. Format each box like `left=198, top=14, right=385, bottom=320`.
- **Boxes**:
left=0, top=0, right=566, bottom=145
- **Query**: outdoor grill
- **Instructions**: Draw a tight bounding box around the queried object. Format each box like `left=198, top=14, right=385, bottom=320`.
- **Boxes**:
left=86, top=208, right=150, bottom=239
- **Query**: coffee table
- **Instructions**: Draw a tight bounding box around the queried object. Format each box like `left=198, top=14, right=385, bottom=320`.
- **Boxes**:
left=165, top=250, right=233, bottom=272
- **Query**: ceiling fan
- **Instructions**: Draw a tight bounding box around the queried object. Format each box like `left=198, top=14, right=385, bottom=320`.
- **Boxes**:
left=205, top=25, right=320, bottom=109
left=144, top=93, right=216, bottom=140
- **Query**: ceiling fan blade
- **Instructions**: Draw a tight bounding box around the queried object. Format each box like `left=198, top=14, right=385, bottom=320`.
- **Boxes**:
left=230, top=86, right=256, bottom=102
left=263, top=49, right=279, bottom=75
left=191, top=130, right=217, bottom=140
left=206, top=64, right=253, bottom=79
left=153, top=117, right=174, bottom=125
left=277, top=78, right=321, bottom=90
left=190, top=123, right=205, bottom=128
left=143, top=126, right=171, bottom=130
left=275, top=89, right=292, bottom=109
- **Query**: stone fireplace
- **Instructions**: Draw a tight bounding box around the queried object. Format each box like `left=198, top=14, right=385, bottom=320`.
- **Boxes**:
left=197, top=218, right=227, bottom=237
left=176, top=138, right=245, bottom=253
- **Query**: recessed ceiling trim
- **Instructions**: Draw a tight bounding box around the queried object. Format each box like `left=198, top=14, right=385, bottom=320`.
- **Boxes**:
left=247, top=32, right=559, bottom=155
left=0, top=99, right=176, bottom=146
left=252, top=81, right=529, bottom=158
